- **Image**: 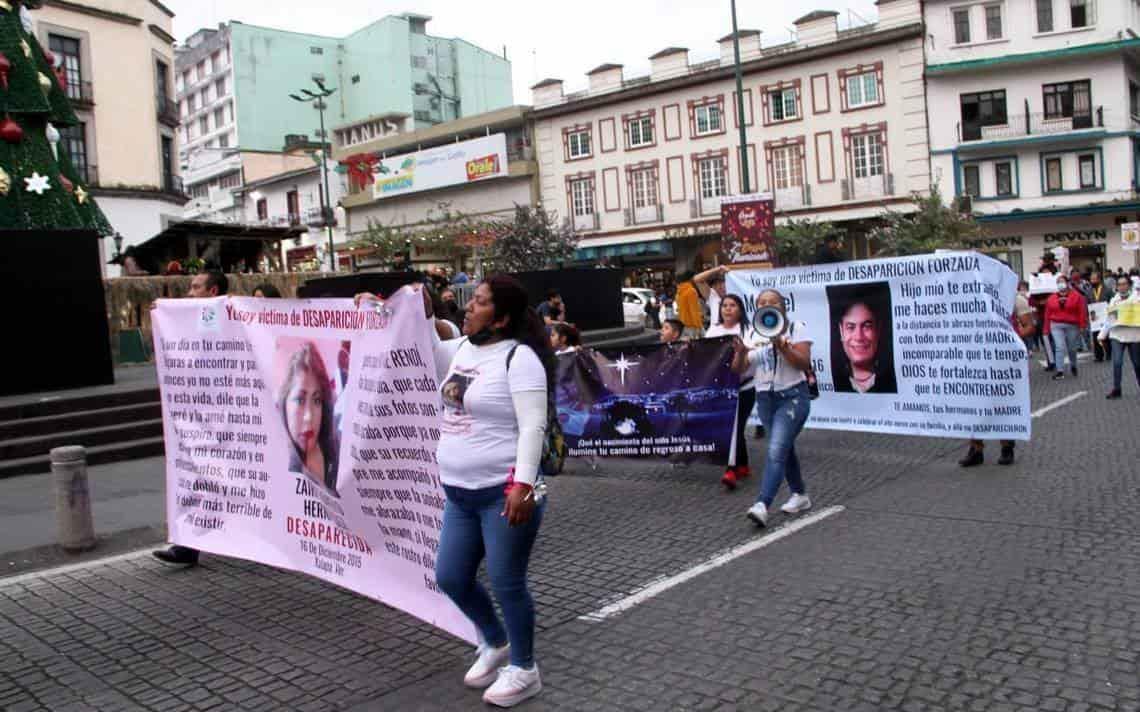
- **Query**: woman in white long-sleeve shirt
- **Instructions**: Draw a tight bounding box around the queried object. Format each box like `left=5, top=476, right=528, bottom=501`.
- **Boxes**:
left=363, top=276, right=551, bottom=708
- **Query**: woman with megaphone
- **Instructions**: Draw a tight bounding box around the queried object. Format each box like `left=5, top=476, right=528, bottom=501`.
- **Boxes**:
left=731, top=289, right=815, bottom=527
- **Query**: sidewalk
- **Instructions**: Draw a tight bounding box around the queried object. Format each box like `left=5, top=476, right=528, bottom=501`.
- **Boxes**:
left=1, top=363, right=1137, bottom=710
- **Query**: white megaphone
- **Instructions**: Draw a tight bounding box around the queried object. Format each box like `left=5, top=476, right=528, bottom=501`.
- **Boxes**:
left=752, top=305, right=788, bottom=339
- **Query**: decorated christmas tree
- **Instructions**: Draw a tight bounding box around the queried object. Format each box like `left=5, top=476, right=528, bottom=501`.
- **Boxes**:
left=0, top=0, right=111, bottom=234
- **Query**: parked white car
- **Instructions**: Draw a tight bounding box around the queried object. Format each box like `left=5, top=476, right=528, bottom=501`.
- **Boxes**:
left=622, top=288, right=657, bottom=326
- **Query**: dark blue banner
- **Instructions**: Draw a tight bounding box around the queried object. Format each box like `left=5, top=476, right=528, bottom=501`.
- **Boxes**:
left=554, top=338, right=740, bottom=462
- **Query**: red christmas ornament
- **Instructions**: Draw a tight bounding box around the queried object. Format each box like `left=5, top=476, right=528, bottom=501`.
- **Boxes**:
left=42, top=49, right=55, bottom=68
left=0, top=52, right=10, bottom=91
left=54, top=66, right=65, bottom=90
left=59, top=174, right=74, bottom=194
left=0, top=115, right=22, bottom=144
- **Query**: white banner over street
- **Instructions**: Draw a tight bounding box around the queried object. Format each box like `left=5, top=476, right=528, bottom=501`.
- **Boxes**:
left=728, top=253, right=1031, bottom=441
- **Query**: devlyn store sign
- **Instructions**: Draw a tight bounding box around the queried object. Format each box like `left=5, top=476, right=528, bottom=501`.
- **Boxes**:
left=968, top=230, right=1108, bottom=249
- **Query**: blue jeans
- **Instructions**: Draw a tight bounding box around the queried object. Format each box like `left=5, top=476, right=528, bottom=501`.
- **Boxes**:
left=752, top=382, right=811, bottom=507
left=436, top=484, right=545, bottom=668
left=1051, top=323, right=1080, bottom=371
left=1111, top=339, right=1140, bottom=391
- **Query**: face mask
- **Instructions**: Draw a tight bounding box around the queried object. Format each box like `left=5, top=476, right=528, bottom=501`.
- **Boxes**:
left=1057, top=282, right=1068, bottom=293
left=467, top=328, right=497, bottom=346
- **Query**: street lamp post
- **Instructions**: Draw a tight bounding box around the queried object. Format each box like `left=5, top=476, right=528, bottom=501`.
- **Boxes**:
left=730, top=0, right=751, bottom=194
left=289, top=80, right=338, bottom=273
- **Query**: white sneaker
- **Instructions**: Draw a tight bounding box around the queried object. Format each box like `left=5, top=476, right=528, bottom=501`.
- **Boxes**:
left=746, top=501, right=768, bottom=527
left=781, top=493, right=812, bottom=514
left=463, top=643, right=510, bottom=688
left=483, top=664, right=542, bottom=707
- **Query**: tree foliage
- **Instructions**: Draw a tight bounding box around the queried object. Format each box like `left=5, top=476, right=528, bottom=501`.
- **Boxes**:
left=773, top=218, right=837, bottom=266
left=354, top=201, right=492, bottom=264
left=870, top=186, right=983, bottom=257
left=483, top=205, right=579, bottom=274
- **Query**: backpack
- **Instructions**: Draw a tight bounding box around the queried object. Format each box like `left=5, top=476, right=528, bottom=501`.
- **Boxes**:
left=507, top=344, right=567, bottom=477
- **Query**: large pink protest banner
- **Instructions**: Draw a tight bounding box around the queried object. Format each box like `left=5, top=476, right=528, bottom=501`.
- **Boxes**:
left=152, top=286, right=475, bottom=643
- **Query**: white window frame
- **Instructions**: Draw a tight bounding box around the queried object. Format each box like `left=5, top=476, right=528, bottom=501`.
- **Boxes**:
left=628, top=116, right=653, bottom=148
left=846, top=71, right=880, bottom=109
left=631, top=169, right=658, bottom=208
left=984, top=3, right=1003, bottom=39
left=570, top=178, right=595, bottom=217
left=771, top=146, right=804, bottom=190
left=1069, top=0, right=1095, bottom=28
left=567, top=130, right=591, bottom=159
left=698, top=157, right=728, bottom=199
left=769, top=88, right=798, bottom=122
left=952, top=7, right=972, bottom=44
left=695, top=104, right=723, bottom=136
left=851, top=132, right=884, bottom=179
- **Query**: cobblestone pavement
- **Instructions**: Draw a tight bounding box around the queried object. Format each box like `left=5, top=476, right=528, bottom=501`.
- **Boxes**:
left=2, top=359, right=1139, bottom=711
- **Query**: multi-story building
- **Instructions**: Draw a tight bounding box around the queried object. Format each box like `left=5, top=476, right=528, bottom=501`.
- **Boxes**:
left=925, top=0, right=1140, bottom=277
left=334, top=105, right=538, bottom=273
left=236, top=141, right=349, bottom=272
left=530, top=0, right=929, bottom=283
left=175, top=14, right=513, bottom=225
left=35, top=0, right=186, bottom=275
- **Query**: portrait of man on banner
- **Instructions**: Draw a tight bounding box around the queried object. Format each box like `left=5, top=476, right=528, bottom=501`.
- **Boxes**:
left=721, top=194, right=776, bottom=265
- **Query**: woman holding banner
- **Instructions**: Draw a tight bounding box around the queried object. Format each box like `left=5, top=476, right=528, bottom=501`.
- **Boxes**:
left=1102, top=275, right=1140, bottom=399
left=359, top=277, right=552, bottom=707
left=733, top=289, right=814, bottom=527
left=706, top=294, right=756, bottom=490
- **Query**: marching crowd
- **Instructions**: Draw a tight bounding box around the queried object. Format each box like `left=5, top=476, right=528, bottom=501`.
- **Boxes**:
left=146, top=247, right=1140, bottom=708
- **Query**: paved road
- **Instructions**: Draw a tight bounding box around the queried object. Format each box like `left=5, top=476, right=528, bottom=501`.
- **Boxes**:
left=1, top=357, right=1138, bottom=710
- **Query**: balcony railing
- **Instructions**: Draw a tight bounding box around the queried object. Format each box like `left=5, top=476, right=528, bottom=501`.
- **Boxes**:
left=570, top=212, right=599, bottom=232
left=624, top=203, right=664, bottom=226
left=67, top=80, right=94, bottom=106
left=958, top=107, right=1103, bottom=142
left=156, top=96, right=180, bottom=127
left=163, top=173, right=184, bottom=195
left=304, top=206, right=337, bottom=227
left=841, top=173, right=893, bottom=202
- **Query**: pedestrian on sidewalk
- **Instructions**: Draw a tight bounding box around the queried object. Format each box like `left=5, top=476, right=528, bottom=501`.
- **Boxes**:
left=733, top=289, right=814, bottom=527
left=1102, top=275, right=1140, bottom=399
left=153, top=270, right=229, bottom=567
left=706, top=294, right=756, bottom=490
left=1044, top=275, right=1088, bottom=380
left=357, top=277, right=551, bottom=707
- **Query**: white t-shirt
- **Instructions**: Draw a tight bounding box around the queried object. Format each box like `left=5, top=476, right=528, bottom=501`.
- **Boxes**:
left=705, top=322, right=755, bottom=390
left=748, top=320, right=812, bottom=392
left=438, top=319, right=461, bottom=339
left=433, top=338, right=547, bottom=490
left=707, top=291, right=722, bottom=326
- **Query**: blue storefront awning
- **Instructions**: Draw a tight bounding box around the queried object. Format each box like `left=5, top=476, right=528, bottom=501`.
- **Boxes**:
left=575, top=240, right=673, bottom=261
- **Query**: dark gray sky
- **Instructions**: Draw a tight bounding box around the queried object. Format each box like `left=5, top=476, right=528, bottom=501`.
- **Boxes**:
left=167, top=0, right=879, bottom=103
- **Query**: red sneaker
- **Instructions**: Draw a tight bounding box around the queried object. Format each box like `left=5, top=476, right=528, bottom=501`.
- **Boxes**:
left=721, top=468, right=738, bottom=490
left=734, top=465, right=752, bottom=480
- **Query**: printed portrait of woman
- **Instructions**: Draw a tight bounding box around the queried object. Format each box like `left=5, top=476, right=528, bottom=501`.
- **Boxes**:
left=277, top=340, right=340, bottom=496
left=827, top=282, right=898, bottom=395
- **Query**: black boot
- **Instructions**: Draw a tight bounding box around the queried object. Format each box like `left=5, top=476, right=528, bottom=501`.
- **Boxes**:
left=1107, top=389, right=1122, bottom=400
left=958, top=448, right=984, bottom=468
left=998, top=444, right=1015, bottom=466
left=754, top=425, right=765, bottom=439
left=153, top=545, right=199, bottom=566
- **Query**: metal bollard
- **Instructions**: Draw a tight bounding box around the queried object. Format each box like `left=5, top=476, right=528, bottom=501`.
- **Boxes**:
left=51, top=446, right=96, bottom=552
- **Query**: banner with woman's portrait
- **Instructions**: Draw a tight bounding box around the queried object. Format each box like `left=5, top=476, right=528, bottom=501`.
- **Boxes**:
left=727, top=252, right=1031, bottom=440
left=152, top=287, right=476, bottom=643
